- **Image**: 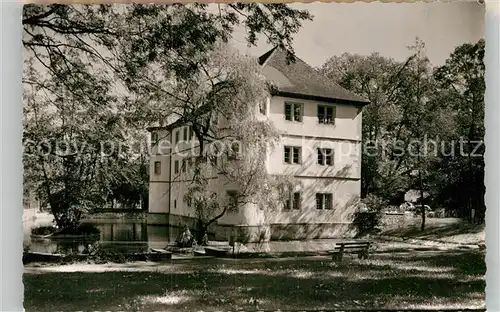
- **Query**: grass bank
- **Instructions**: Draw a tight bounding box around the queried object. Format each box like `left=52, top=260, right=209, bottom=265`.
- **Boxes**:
left=24, top=249, right=485, bottom=311
left=380, top=217, right=485, bottom=245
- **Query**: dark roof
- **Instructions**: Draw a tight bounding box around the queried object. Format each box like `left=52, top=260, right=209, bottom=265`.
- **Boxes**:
left=259, top=46, right=369, bottom=106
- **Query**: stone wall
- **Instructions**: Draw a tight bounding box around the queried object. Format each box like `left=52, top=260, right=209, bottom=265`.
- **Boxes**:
left=380, top=212, right=413, bottom=230
left=179, top=214, right=358, bottom=242
left=270, top=223, right=356, bottom=240
left=84, top=211, right=147, bottom=222
left=88, top=212, right=359, bottom=242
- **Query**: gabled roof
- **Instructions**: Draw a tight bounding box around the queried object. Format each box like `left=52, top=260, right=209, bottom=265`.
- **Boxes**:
left=259, top=46, right=369, bottom=106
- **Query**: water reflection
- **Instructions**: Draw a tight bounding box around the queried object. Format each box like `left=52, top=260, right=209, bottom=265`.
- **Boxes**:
left=25, top=221, right=184, bottom=254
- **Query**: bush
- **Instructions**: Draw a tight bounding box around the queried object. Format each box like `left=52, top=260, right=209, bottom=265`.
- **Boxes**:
left=433, top=208, right=446, bottom=218
left=32, top=224, right=100, bottom=236
left=31, top=225, right=57, bottom=236
left=363, top=194, right=388, bottom=212
left=57, top=224, right=100, bottom=236
left=353, top=194, right=387, bottom=237
left=176, top=225, right=194, bottom=248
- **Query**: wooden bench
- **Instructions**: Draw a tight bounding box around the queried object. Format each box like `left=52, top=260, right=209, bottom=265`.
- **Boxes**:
left=329, top=241, right=371, bottom=262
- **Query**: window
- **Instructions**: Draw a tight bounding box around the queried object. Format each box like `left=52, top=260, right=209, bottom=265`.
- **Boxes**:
left=154, top=161, right=161, bottom=175
left=259, top=101, right=267, bottom=115
left=283, top=191, right=301, bottom=210
left=293, top=192, right=301, bottom=210
left=174, top=160, right=179, bottom=174
left=318, top=105, right=336, bottom=124
left=317, top=148, right=334, bottom=166
left=174, top=200, right=177, bottom=209
left=182, top=159, right=186, bottom=173
left=183, top=127, right=188, bottom=141
left=284, top=146, right=301, bottom=164
left=325, top=194, right=333, bottom=209
left=284, top=102, right=302, bottom=122
left=174, top=130, right=179, bottom=144
left=227, top=190, right=239, bottom=211
left=284, top=194, right=291, bottom=210
left=316, top=193, right=333, bottom=210
left=151, top=132, right=159, bottom=145
left=210, top=155, right=218, bottom=167
left=189, top=126, right=194, bottom=141
left=227, top=142, right=241, bottom=160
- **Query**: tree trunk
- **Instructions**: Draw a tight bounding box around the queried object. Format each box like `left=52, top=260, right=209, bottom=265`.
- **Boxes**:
left=196, top=219, right=208, bottom=244
left=419, top=169, right=426, bottom=232
left=467, top=145, right=474, bottom=224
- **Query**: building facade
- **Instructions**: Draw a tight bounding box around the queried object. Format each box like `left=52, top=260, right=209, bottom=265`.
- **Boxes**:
left=147, top=47, right=369, bottom=241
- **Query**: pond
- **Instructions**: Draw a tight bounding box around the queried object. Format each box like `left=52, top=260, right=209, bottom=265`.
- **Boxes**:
left=24, top=214, right=185, bottom=255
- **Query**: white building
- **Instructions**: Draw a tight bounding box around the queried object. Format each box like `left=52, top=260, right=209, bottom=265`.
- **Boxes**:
left=147, top=47, right=369, bottom=241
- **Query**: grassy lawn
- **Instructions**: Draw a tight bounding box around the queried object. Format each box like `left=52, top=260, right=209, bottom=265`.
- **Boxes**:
left=23, top=249, right=485, bottom=311
left=381, top=217, right=485, bottom=245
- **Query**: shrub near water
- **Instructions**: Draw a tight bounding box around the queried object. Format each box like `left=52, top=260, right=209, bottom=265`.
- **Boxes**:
left=30, top=224, right=100, bottom=236
left=58, top=224, right=100, bottom=236
left=30, top=225, right=58, bottom=236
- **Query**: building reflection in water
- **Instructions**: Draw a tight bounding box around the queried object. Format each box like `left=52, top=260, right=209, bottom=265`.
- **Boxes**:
left=25, top=221, right=182, bottom=254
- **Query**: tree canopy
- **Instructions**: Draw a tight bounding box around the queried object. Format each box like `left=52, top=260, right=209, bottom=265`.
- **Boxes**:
left=23, top=4, right=311, bottom=229
left=321, top=38, right=485, bottom=225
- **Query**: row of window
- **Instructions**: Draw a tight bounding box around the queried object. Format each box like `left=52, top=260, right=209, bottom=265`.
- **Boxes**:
left=154, top=157, right=200, bottom=176
left=281, top=192, right=335, bottom=210
left=153, top=102, right=337, bottom=145
left=154, top=145, right=335, bottom=175
left=151, top=126, right=196, bottom=146
left=173, top=190, right=238, bottom=211
left=284, top=146, right=334, bottom=166
left=283, top=102, right=336, bottom=125
left=174, top=191, right=333, bottom=211
left=176, top=126, right=195, bottom=144
left=153, top=147, right=240, bottom=176
left=154, top=159, right=191, bottom=176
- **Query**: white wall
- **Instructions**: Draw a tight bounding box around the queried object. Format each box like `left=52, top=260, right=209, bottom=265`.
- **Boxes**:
left=268, top=96, right=362, bottom=141
left=267, top=137, right=361, bottom=179
left=147, top=94, right=363, bottom=229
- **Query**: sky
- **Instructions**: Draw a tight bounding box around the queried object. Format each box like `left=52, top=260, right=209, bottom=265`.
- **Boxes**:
left=230, top=2, right=485, bottom=68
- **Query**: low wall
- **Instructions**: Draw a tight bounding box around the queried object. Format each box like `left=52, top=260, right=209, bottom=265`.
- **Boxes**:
left=83, top=211, right=147, bottom=222
left=87, top=212, right=358, bottom=242
left=169, top=216, right=357, bottom=242
left=380, top=212, right=413, bottom=229
left=270, top=223, right=356, bottom=241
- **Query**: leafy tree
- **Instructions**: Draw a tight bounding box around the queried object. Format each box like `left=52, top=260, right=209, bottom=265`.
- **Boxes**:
left=321, top=48, right=423, bottom=201
left=170, top=45, right=295, bottom=242
left=23, top=4, right=311, bottom=230
left=432, top=39, right=485, bottom=223
left=322, top=38, right=485, bottom=227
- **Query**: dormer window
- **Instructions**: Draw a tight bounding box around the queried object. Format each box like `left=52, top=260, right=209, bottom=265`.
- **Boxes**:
left=151, top=132, right=159, bottom=145
left=318, top=105, right=336, bottom=124
left=285, top=102, right=302, bottom=122
left=227, top=142, right=241, bottom=161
